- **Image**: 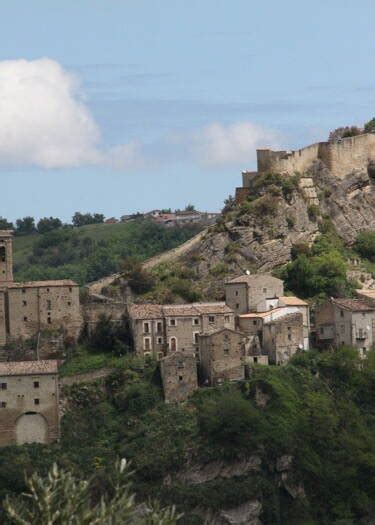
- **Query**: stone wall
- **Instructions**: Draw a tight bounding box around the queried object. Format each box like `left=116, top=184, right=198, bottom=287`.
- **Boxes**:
left=160, top=351, right=198, bottom=403
left=0, top=372, right=59, bottom=446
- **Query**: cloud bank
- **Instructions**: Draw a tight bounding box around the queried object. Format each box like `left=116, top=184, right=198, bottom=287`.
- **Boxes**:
left=0, top=58, right=280, bottom=171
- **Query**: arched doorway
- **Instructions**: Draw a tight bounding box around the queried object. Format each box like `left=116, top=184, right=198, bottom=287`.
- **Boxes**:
left=170, top=337, right=177, bottom=352
left=16, top=412, right=48, bottom=445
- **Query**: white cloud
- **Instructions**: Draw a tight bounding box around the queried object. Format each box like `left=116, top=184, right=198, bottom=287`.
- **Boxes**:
left=192, top=121, right=280, bottom=167
left=0, top=58, right=102, bottom=168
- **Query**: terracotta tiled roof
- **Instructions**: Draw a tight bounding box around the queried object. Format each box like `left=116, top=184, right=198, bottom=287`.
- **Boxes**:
left=239, top=307, right=287, bottom=319
left=332, top=298, right=375, bottom=312
left=227, top=274, right=282, bottom=285
left=0, top=360, right=59, bottom=376
left=268, top=312, right=302, bottom=325
left=128, top=304, right=164, bottom=320
left=279, top=296, right=308, bottom=306
left=8, top=280, right=78, bottom=289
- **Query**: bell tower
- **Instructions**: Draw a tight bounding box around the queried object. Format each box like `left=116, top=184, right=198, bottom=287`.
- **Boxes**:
left=0, top=231, right=13, bottom=283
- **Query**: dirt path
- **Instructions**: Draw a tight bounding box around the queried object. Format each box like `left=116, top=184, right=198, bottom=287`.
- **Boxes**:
left=86, top=229, right=207, bottom=295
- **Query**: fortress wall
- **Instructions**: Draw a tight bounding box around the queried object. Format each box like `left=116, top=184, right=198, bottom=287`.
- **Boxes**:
left=257, top=143, right=320, bottom=175
left=318, top=133, right=375, bottom=178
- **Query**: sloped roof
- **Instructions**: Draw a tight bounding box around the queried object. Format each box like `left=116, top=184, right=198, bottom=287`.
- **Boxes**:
left=267, top=312, right=302, bottom=325
left=279, top=296, right=308, bottom=306
left=332, top=298, right=375, bottom=312
left=8, top=280, right=78, bottom=289
left=128, top=304, right=164, bottom=320
left=0, top=360, right=59, bottom=376
left=226, top=274, right=282, bottom=285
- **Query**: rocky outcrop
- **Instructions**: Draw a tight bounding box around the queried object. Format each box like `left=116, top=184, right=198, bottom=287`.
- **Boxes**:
left=205, top=500, right=262, bottom=525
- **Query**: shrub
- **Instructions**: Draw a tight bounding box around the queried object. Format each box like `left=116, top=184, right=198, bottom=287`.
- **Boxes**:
left=355, top=231, right=375, bottom=261
left=307, top=204, right=320, bottom=221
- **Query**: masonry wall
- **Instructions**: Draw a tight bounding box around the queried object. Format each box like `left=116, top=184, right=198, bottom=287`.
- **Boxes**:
left=7, top=285, right=82, bottom=341
left=0, top=292, right=6, bottom=346
left=225, top=283, right=249, bottom=315
left=132, top=318, right=165, bottom=358
left=199, top=330, right=244, bottom=385
left=160, top=352, right=198, bottom=402
left=263, top=315, right=303, bottom=365
left=0, top=373, right=59, bottom=446
left=0, top=233, right=13, bottom=283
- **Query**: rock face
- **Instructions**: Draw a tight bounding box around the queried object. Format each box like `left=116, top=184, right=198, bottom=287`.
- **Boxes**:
left=179, top=161, right=375, bottom=297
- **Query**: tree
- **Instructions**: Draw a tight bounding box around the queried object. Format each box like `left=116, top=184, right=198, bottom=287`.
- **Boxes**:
left=328, top=126, right=361, bottom=143
left=121, top=257, right=155, bottom=294
left=0, top=217, right=13, bottom=230
left=4, top=459, right=180, bottom=525
left=364, top=118, right=375, bottom=134
left=184, top=204, right=196, bottom=212
left=37, top=217, right=62, bottom=234
left=72, top=212, right=104, bottom=227
left=355, top=231, right=375, bottom=261
left=15, top=216, right=36, bottom=235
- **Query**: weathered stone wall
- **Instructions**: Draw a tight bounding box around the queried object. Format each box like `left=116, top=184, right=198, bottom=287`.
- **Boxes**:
left=0, top=372, right=59, bottom=446
left=7, top=285, right=82, bottom=341
left=83, top=302, right=126, bottom=335
left=160, top=351, right=198, bottom=402
left=263, top=313, right=303, bottom=365
left=225, top=283, right=249, bottom=315
left=0, top=232, right=13, bottom=284
left=199, top=329, right=244, bottom=385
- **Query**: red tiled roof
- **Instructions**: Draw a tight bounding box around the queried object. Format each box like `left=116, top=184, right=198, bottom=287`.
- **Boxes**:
left=332, top=298, right=375, bottom=312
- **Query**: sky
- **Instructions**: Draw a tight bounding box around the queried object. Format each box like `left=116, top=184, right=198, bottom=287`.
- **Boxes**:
left=2, top=0, right=375, bottom=222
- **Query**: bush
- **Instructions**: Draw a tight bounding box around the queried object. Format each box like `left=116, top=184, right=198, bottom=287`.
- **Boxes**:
left=307, top=204, right=320, bottom=221
left=355, top=231, right=375, bottom=261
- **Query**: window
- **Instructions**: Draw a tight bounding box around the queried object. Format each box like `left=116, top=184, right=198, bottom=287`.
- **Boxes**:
left=34, top=399, right=40, bottom=405
left=0, top=246, right=5, bottom=262
left=1, top=383, right=6, bottom=390
left=67, top=301, right=71, bottom=306
left=69, top=287, right=72, bottom=292
left=288, top=334, right=292, bottom=341
left=254, top=357, right=258, bottom=364
left=157, top=337, right=163, bottom=344
left=177, top=360, right=185, bottom=369
left=47, top=316, right=52, bottom=325
left=22, top=288, right=26, bottom=294
left=320, top=327, right=324, bottom=334
left=170, top=319, right=176, bottom=327
left=170, top=337, right=177, bottom=352
left=340, top=310, right=344, bottom=318
left=224, top=315, right=230, bottom=323
left=33, top=381, right=39, bottom=389
left=178, top=375, right=183, bottom=382
left=193, top=332, right=199, bottom=344
left=253, top=320, right=257, bottom=326
left=236, top=303, right=240, bottom=309
left=224, top=348, right=230, bottom=356
left=209, top=316, right=215, bottom=324
left=157, top=321, right=162, bottom=333
left=0, top=402, right=6, bottom=408
left=47, top=300, right=51, bottom=310
left=143, top=322, right=150, bottom=334
left=22, top=300, right=27, bottom=307
left=144, top=337, right=151, bottom=351
left=23, top=316, right=28, bottom=322
left=193, top=318, right=199, bottom=326
left=46, top=288, right=50, bottom=292
left=235, top=290, right=238, bottom=296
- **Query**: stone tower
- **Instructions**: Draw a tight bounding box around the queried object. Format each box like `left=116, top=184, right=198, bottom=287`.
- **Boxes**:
left=0, top=231, right=13, bottom=283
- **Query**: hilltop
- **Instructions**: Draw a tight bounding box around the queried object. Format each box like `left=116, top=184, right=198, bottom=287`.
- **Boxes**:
left=12, top=219, right=203, bottom=286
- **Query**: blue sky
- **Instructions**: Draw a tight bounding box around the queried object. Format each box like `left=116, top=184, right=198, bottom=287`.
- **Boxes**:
left=1, top=0, right=375, bottom=221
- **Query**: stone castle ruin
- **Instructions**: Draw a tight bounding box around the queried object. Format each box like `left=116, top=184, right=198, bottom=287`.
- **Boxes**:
left=236, top=132, right=375, bottom=204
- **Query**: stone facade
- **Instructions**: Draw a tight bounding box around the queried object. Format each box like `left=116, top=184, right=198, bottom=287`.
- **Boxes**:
left=0, top=360, right=59, bottom=447
left=129, top=302, right=235, bottom=358
left=0, top=231, right=82, bottom=349
left=262, top=312, right=304, bottom=365
left=199, top=328, right=245, bottom=385
left=225, top=274, right=284, bottom=316
left=160, top=351, right=198, bottom=402
left=315, top=298, right=375, bottom=357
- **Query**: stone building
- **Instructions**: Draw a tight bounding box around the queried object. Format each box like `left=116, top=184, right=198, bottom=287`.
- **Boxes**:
left=199, top=328, right=246, bottom=385
left=128, top=302, right=235, bottom=358
left=160, top=351, right=198, bottom=402
left=225, top=274, right=284, bottom=316
left=0, top=231, right=82, bottom=348
left=0, top=360, right=60, bottom=447
left=315, top=298, right=375, bottom=357
left=262, top=312, right=304, bottom=365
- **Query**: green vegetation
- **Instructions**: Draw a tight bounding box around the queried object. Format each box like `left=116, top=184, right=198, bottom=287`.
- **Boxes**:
left=1, top=348, right=375, bottom=524
left=355, top=230, right=375, bottom=262
left=12, top=220, right=202, bottom=285
left=3, top=460, right=179, bottom=525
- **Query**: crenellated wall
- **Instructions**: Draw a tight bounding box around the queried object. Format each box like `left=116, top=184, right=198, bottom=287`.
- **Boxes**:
left=254, top=133, right=375, bottom=180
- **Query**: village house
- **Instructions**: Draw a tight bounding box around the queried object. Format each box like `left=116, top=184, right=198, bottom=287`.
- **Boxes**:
left=262, top=312, right=304, bottom=365
left=225, top=274, right=285, bottom=316
left=160, top=350, right=198, bottom=403
left=199, top=328, right=246, bottom=385
left=0, top=231, right=82, bottom=349
left=128, top=302, right=235, bottom=358
left=0, top=360, right=60, bottom=447
left=315, top=298, right=375, bottom=357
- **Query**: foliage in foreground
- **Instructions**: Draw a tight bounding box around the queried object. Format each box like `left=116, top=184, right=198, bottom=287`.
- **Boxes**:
left=4, top=459, right=180, bottom=525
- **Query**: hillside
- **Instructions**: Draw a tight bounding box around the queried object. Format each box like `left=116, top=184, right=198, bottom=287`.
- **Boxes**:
left=12, top=220, right=203, bottom=286
left=1, top=347, right=375, bottom=524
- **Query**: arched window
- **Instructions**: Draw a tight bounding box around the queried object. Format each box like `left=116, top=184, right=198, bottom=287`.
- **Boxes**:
left=170, top=337, right=177, bottom=352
